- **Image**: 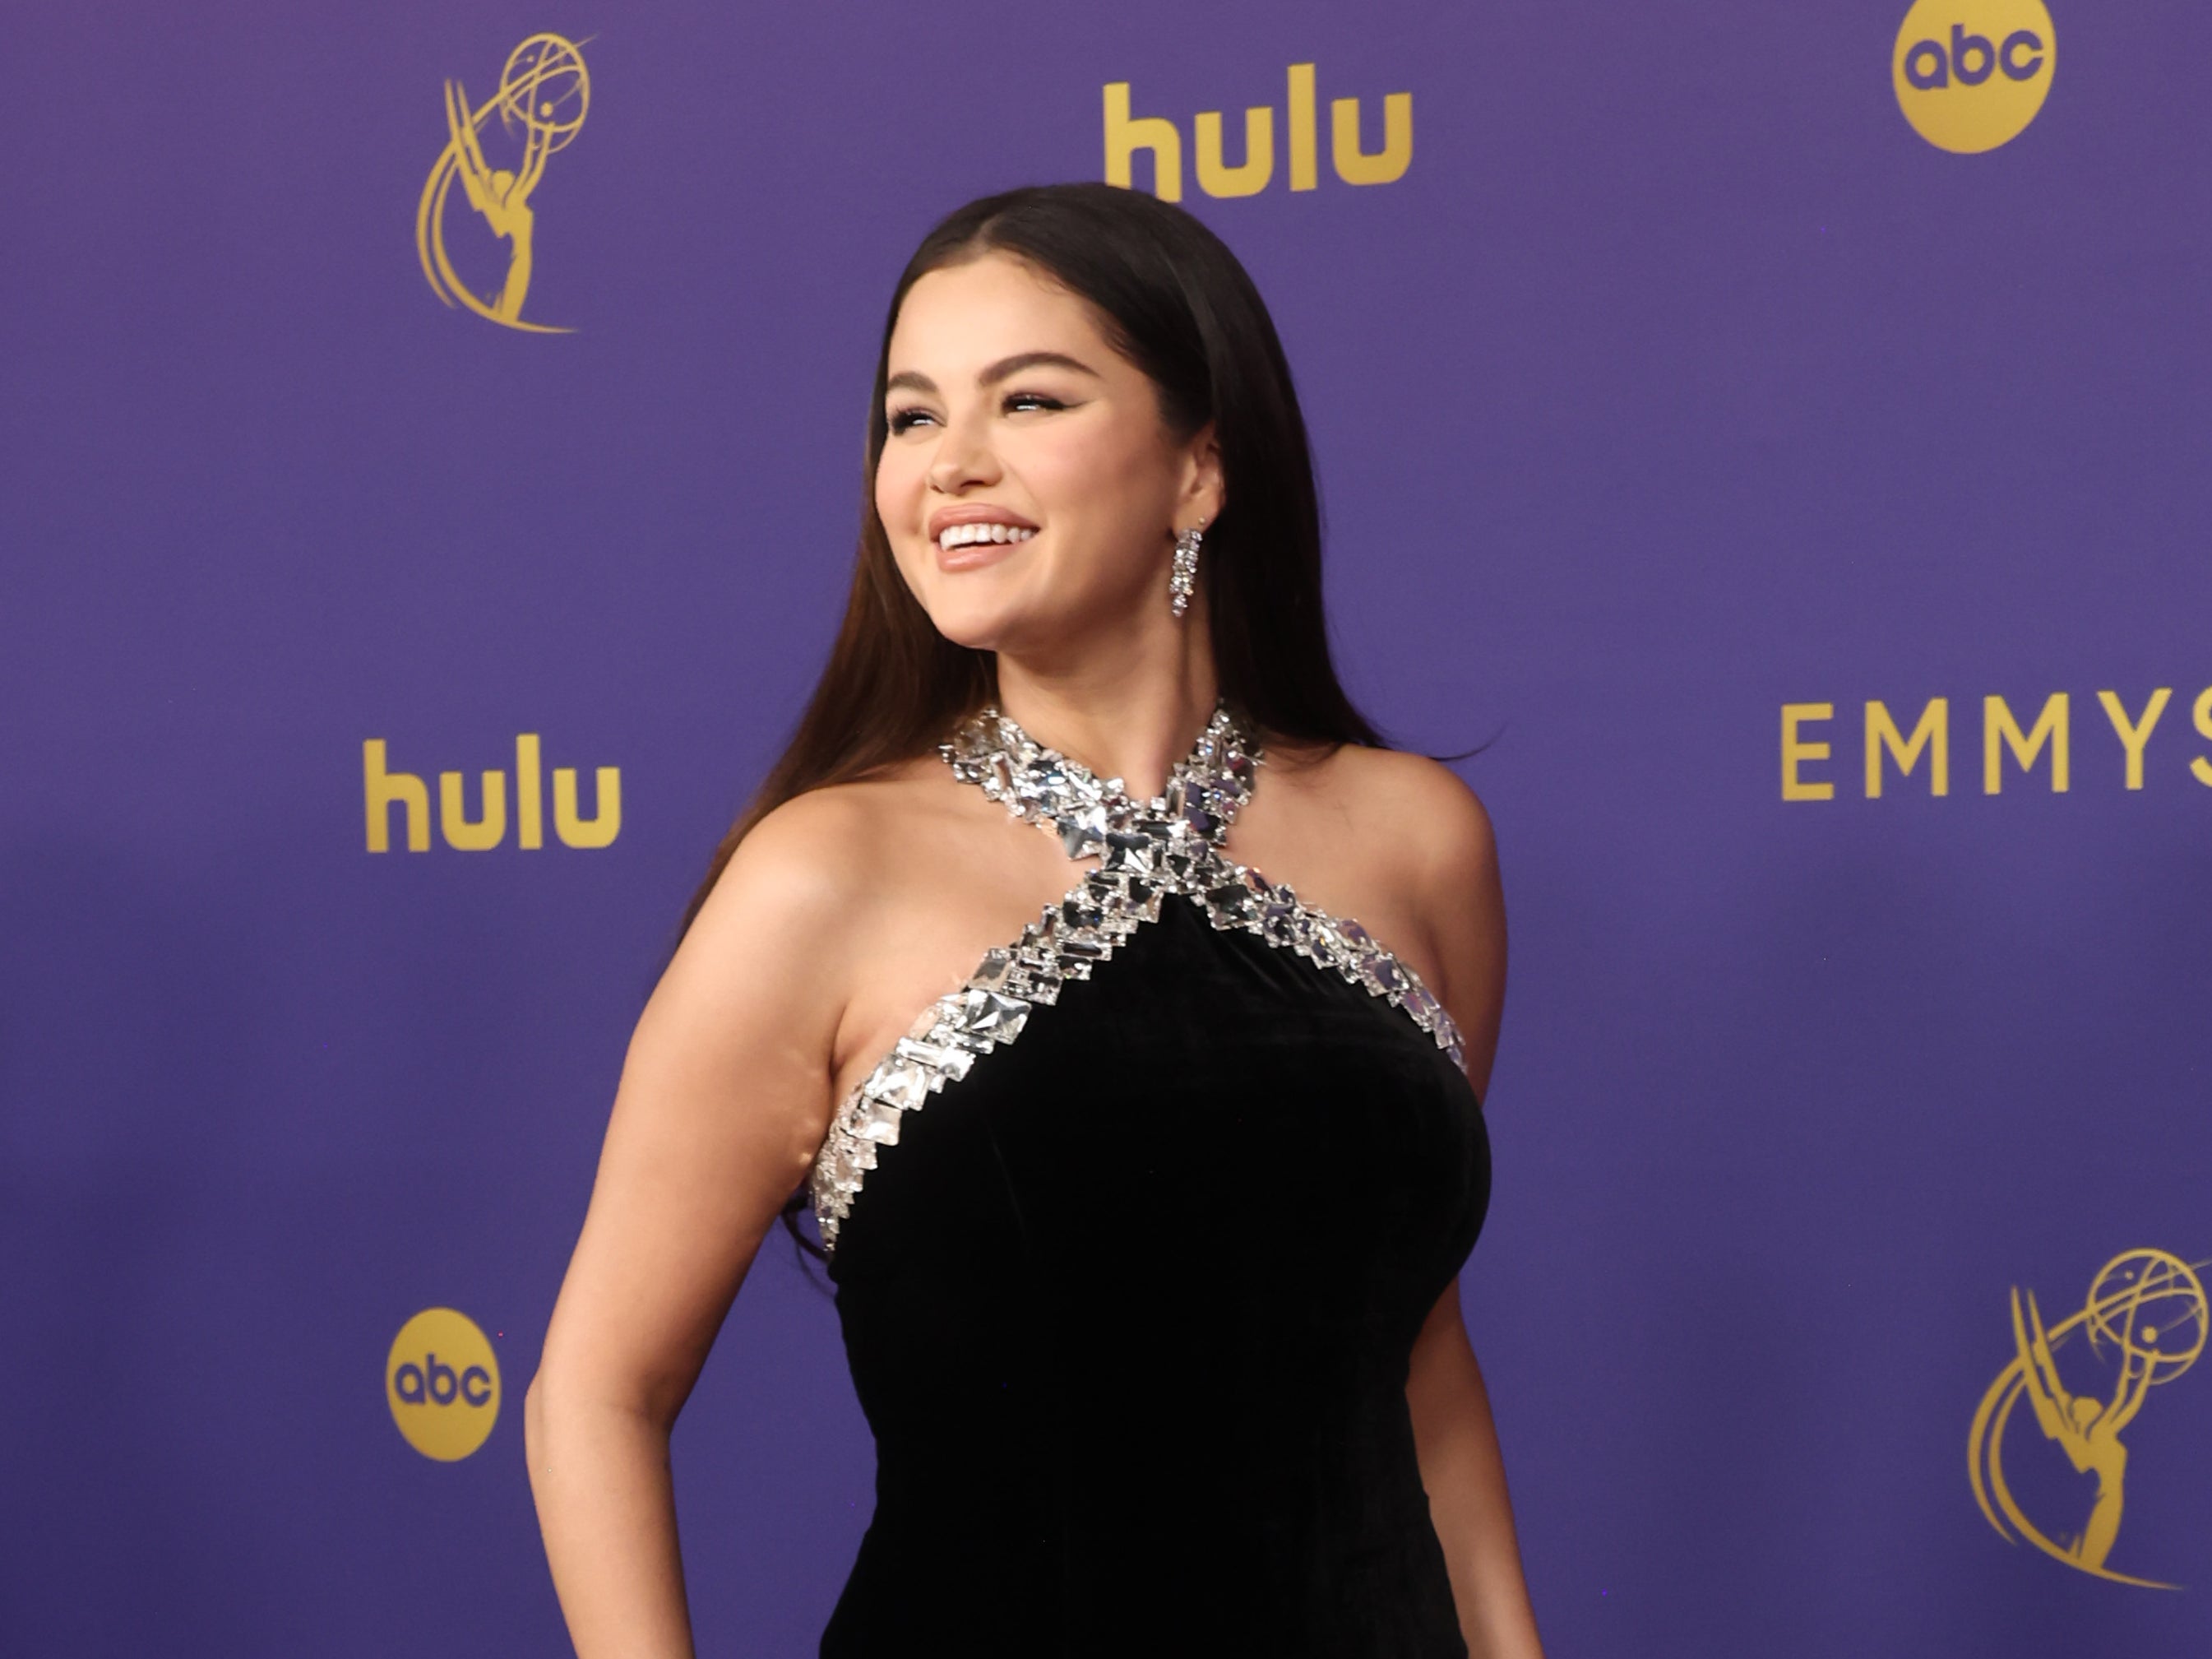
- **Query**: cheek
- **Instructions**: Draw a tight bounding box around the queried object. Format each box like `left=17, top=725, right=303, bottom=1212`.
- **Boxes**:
left=1018, top=423, right=1163, bottom=521
left=874, top=445, right=925, bottom=531
left=872, top=451, right=935, bottom=597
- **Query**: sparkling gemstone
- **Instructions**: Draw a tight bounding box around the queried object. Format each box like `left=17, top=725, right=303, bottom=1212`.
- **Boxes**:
left=1101, top=829, right=1157, bottom=874
left=959, top=991, right=1028, bottom=1043
left=895, top=1036, right=972, bottom=1080
left=853, top=1096, right=904, bottom=1144
left=1057, top=804, right=1106, bottom=859
left=864, top=1059, right=928, bottom=1110
left=1205, top=882, right=1254, bottom=926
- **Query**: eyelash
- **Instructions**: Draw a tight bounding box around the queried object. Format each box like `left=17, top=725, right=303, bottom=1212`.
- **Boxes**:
left=886, top=390, right=1070, bottom=434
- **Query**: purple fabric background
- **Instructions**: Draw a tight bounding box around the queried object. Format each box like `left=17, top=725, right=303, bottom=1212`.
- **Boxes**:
left=4, top=2, right=2207, bottom=1652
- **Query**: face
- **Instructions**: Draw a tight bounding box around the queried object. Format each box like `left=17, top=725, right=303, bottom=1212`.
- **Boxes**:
left=874, top=253, right=1221, bottom=656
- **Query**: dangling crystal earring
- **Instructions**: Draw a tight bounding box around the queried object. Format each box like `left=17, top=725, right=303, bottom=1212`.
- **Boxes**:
left=1169, top=522, right=1204, bottom=618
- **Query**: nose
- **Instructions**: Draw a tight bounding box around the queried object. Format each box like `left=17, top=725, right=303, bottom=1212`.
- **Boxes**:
left=926, top=408, right=1002, bottom=496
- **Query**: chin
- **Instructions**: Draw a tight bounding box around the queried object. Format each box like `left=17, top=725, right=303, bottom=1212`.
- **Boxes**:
left=916, top=591, right=1023, bottom=653
left=911, top=566, right=1057, bottom=653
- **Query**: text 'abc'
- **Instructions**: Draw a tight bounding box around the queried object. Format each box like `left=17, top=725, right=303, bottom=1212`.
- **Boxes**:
left=1891, top=0, right=2055, bottom=154
left=386, top=1308, right=501, bottom=1462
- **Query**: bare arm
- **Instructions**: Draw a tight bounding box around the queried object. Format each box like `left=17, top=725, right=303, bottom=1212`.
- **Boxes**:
left=1397, top=760, right=1543, bottom=1657
left=524, top=796, right=866, bottom=1658
left=1409, top=1281, right=1545, bottom=1659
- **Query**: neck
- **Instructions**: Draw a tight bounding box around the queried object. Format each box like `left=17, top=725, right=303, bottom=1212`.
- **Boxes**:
left=992, top=604, right=1218, bottom=801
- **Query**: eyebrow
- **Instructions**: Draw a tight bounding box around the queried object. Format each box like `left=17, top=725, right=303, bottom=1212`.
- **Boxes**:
left=884, top=350, right=1104, bottom=398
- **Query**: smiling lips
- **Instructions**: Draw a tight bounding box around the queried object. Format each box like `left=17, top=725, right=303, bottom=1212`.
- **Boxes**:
left=937, top=521, right=1036, bottom=551
left=927, top=512, right=1038, bottom=570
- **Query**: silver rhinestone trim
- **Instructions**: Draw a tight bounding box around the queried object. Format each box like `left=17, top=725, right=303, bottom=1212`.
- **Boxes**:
left=808, top=704, right=1465, bottom=1250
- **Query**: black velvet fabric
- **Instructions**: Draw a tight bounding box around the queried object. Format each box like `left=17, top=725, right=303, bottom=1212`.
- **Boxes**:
left=822, top=896, right=1491, bottom=1657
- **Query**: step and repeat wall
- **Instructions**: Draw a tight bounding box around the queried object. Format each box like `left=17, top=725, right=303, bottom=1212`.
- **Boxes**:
left=5, top=2, right=2208, bottom=1653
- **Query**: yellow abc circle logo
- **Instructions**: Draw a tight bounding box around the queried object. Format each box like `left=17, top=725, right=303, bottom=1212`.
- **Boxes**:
left=386, top=1307, right=500, bottom=1462
left=1893, top=0, right=2056, bottom=153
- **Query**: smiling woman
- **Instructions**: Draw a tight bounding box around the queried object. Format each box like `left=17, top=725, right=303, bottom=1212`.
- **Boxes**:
left=523, top=183, right=1543, bottom=1659
left=881, top=261, right=1219, bottom=658
left=671, top=184, right=1386, bottom=875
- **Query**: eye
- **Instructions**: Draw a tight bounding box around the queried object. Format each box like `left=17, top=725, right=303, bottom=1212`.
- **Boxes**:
left=886, top=405, right=937, bottom=434
left=1003, top=390, right=1069, bottom=415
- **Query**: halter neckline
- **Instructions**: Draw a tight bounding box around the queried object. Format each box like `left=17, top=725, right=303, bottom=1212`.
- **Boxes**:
left=809, top=697, right=1465, bottom=1252
left=941, top=699, right=1261, bottom=861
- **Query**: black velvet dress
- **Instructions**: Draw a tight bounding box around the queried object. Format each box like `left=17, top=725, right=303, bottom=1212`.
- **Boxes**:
left=809, top=705, right=1492, bottom=1657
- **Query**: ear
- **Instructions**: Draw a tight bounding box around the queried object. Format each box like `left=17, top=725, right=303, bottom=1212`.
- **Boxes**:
left=1177, top=421, right=1225, bottom=531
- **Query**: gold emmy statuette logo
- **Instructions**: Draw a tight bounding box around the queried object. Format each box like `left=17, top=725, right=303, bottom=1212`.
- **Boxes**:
left=415, top=33, right=591, bottom=333
left=386, top=1307, right=502, bottom=1462
left=1969, top=1249, right=2207, bottom=1587
left=1892, top=0, right=2054, bottom=155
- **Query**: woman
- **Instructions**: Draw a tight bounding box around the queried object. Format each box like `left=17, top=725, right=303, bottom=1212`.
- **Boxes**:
left=525, top=183, right=1543, bottom=1658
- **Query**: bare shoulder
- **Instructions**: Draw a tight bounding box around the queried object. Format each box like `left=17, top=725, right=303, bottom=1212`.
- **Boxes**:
left=1256, top=739, right=1505, bottom=1080
left=1271, top=740, right=1498, bottom=895
left=673, top=760, right=945, bottom=994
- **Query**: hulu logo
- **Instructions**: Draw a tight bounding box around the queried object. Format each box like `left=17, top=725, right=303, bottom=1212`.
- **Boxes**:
left=1104, top=64, right=1411, bottom=202
left=363, top=735, right=619, bottom=852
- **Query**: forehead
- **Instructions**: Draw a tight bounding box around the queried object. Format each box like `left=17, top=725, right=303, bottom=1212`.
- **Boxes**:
left=886, top=253, right=1120, bottom=372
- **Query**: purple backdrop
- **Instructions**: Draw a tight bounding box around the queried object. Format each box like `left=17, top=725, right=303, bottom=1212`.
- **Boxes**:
left=5, top=1, right=2209, bottom=1653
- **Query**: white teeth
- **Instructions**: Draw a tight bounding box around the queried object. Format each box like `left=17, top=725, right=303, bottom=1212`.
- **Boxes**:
left=937, top=522, right=1036, bottom=550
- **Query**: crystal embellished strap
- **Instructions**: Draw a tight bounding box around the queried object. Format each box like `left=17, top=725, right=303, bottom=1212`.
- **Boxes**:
left=942, top=700, right=1258, bottom=857
left=807, top=703, right=1465, bottom=1251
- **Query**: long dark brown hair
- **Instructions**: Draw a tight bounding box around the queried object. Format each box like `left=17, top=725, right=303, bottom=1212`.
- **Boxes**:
left=687, top=183, right=1385, bottom=1250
